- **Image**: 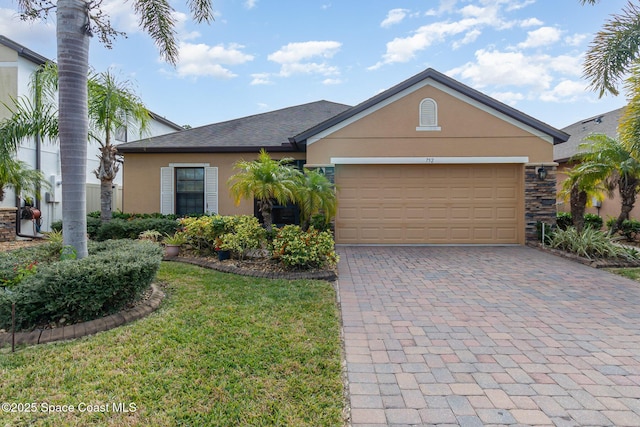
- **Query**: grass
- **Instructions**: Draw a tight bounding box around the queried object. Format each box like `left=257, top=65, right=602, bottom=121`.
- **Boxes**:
left=607, top=267, right=640, bottom=281
left=0, top=262, right=344, bottom=427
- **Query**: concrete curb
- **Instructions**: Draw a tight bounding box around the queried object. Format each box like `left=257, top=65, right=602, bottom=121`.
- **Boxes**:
left=0, top=284, right=165, bottom=349
left=168, top=256, right=338, bottom=282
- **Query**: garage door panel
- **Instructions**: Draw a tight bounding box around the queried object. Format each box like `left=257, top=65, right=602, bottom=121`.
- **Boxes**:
left=336, top=164, right=522, bottom=244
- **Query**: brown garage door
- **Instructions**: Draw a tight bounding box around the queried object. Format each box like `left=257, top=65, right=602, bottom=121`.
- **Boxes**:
left=335, top=164, right=523, bottom=244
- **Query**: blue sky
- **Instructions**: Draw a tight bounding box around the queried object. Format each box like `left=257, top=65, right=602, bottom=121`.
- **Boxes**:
left=0, top=0, right=630, bottom=130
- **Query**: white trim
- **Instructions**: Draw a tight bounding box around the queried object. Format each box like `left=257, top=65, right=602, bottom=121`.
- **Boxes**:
left=330, top=156, right=529, bottom=165
left=416, top=126, right=442, bottom=131
left=169, top=162, right=210, bottom=167
left=307, top=78, right=554, bottom=145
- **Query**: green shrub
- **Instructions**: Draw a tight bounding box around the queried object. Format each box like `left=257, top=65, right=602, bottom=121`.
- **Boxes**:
left=584, top=213, right=603, bottom=230
left=556, top=212, right=572, bottom=230
left=0, top=240, right=162, bottom=331
left=556, top=212, right=603, bottom=230
left=272, top=225, right=339, bottom=270
left=180, top=215, right=235, bottom=254
left=607, top=218, right=640, bottom=241
left=219, top=216, right=266, bottom=260
left=51, top=217, right=102, bottom=239
left=94, top=218, right=179, bottom=241
left=550, top=227, right=634, bottom=260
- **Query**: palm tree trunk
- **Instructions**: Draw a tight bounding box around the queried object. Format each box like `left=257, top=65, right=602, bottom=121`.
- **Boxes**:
left=100, top=179, right=112, bottom=222
left=57, top=0, right=90, bottom=258
left=614, top=177, right=640, bottom=233
left=259, top=199, right=273, bottom=232
left=570, top=186, right=587, bottom=233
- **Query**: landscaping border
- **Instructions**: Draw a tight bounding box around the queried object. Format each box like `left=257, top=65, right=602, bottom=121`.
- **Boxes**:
left=169, top=256, right=338, bottom=281
left=529, top=242, right=640, bottom=268
left=0, top=284, right=164, bottom=349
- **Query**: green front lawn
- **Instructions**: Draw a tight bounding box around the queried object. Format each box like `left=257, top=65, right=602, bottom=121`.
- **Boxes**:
left=0, top=262, right=344, bottom=426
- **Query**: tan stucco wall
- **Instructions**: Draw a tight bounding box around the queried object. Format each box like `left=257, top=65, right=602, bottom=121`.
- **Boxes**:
left=122, top=151, right=305, bottom=215
left=307, top=84, right=554, bottom=165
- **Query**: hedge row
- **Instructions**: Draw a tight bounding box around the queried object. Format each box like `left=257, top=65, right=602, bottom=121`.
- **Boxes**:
left=0, top=240, right=162, bottom=331
left=52, top=217, right=179, bottom=241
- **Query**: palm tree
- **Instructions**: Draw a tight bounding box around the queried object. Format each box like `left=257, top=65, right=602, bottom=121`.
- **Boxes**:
left=0, top=65, right=57, bottom=206
left=0, top=158, right=48, bottom=203
left=581, top=0, right=640, bottom=96
left=559, top=166, right=604, bottom=233
left=17, top=0, right=215, bottom=258
left=88, top=70, right=150, bottom=222
left=294, top=169, right=337, bottom=231
left=574, top=134, right=640, bottom=233
left=227, top=149, right=301, bottom=232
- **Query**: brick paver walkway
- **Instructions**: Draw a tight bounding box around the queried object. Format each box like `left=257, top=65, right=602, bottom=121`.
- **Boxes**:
left=337, top=246, right=640, bottom=427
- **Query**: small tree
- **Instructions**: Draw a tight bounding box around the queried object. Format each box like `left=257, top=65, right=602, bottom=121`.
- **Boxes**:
left=227, top=149, right=301, bottom=232
left=559, top=167, right=603, bottom=233
left=573, top=134, right=640, bottom=234
left=88, top=70, right=150, bottom=222
left=294, top=169, right=337, bottom=231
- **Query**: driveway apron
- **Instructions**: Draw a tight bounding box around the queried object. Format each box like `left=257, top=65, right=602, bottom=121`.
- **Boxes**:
left=337, top=246, right=640, bottom=426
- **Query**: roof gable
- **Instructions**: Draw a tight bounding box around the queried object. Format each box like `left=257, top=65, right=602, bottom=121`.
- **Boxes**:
left=118, top=100, right=351, bottom=153
left=291, top=68, right=569, bottom=146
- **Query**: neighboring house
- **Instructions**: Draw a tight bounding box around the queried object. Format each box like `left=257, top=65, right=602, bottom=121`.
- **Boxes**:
left=119, top=68, right=568, bottom=245
left=0, top=35, right=182, bottom=237
left=553, top=107, right=635, bottom=222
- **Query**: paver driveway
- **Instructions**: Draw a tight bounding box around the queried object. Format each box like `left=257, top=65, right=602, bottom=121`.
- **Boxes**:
left=337, top=246, right=640, bottom=427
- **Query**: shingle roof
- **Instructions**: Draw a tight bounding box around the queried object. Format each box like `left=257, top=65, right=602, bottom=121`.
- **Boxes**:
left=118, top=100, right=352, bottom=153
left=291, top=68, right=569, bottom=145
left=554, top=107, right=625, bottom=162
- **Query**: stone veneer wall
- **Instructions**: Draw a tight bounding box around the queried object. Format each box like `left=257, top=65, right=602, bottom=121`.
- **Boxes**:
left=524, top=164, right=557, bottom=243
left=0, top=207, right=17, bottom=242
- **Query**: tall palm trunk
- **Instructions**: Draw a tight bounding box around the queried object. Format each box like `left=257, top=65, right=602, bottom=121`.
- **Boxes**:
left=570, top=186, right=587, bottom=233
left=57, top=0, right=90, bottom=258
left=614, top=175, right=640, bottom=233
left=96, top=143, right=120, bottom=222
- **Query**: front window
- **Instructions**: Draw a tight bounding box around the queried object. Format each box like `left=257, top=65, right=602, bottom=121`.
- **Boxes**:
left=175, top=167, right=204, bottom=216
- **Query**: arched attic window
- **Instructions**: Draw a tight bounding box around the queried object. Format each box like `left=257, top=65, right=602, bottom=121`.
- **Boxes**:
left=416, top=98, right=441, bottom=131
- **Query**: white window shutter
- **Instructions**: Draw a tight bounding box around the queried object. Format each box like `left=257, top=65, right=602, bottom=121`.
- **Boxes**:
left=419, top=98, right=437, bottom=127
left=204, top=167, right=218, bottom=214
left=160, top=167, right=174, bottom=215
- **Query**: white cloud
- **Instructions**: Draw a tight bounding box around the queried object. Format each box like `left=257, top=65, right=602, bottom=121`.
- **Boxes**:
left=517, top=26, right=562, bottom=49
left=176, top=42, right=254, bottom=78
left=250, top=73, right=273, bottom=85
left=0, top=8, right=56, bottom=52
left=102, top=0, right=139, bottom=33
left=490, top=91, right=525, bottom=105
left=268, top=41, right=341, bottom=64
left=370, top=1, right=525, bottom=69
left=453, top=29, right=481, bottom=49
left=519, top=17, right=543, bottom=28
left=267, top=41, right=341, bottom=78
left=449, top=48, right=589, bottom=105
left=564, top=33, right=588, bottom=47
left=244, top=0, right=258, bottom=10
left=322, top=78, right=343, bottom=85
left=540, top=80, right=588, bottom=102
left=448, top=49, right=554, bottom=90
left=381, top=9, right=409, bottom=28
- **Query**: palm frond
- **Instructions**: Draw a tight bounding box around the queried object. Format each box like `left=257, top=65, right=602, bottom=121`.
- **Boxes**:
left=133, top=0, right=179, bottom=65
left=583, top=1, right=640, bottom=96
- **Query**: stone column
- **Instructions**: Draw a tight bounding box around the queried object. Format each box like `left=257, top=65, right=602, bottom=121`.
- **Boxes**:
left=524, top=164, right=557, bottom=243
left=0, top=207, right=17, bottom=242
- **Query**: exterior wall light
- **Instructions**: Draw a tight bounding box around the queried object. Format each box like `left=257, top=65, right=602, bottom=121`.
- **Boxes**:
left=537, top=165, right=547, bottom=181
